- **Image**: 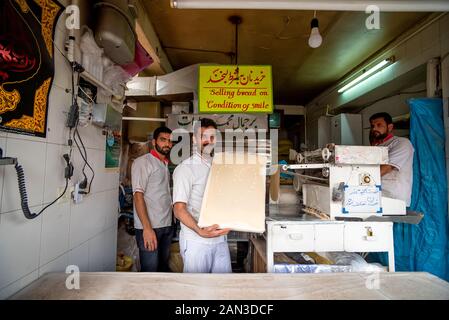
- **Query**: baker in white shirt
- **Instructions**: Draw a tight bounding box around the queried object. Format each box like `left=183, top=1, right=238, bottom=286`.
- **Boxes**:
left=173, top=118, right=232, bottom=273
left=369, top=112, right=414, bottom=207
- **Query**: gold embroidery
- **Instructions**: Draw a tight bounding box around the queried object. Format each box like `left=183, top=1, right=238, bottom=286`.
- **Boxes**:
left=33, top=0, right=61, bottom=58
left=4, top=78, right=51, bottom=133
left=14, top=0, right=30, bottom=12
left=0, top=85, right=21, bottom=115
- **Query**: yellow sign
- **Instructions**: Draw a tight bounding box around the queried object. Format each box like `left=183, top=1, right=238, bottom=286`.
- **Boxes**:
left=198, top=65, right=273, bottom=114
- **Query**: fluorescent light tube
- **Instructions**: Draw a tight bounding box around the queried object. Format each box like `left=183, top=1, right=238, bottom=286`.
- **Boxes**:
left=337, top=58, right=393, bottom=93
left=170, top=0, right=449, bottom=12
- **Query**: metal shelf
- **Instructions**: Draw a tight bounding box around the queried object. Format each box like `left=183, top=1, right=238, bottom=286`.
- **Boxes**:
left=80, top=71, right=116, bottom=97
left=125, top=92, right=194, bottom=104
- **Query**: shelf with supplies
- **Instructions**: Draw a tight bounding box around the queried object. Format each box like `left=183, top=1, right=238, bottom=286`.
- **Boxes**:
left=80, top=70, right=124, bottom=100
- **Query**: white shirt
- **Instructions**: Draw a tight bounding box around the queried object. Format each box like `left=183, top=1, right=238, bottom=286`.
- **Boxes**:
left=131, top=152, right=172, bottom=229
left=379, top=136, right=414, bottom=207
left=173, top=152, right=226, bottom=244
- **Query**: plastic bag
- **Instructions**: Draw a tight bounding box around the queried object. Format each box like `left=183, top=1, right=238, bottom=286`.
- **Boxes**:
left=325, top=252, right=384, bottom=272
left=80, top=27, right=104, bottom=81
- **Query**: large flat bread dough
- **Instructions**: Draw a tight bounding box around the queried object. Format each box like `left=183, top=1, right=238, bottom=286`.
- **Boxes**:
left=198, top=152, right=267, bottom=233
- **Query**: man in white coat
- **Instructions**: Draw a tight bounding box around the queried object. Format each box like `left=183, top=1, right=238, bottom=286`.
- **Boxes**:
left=173, top=118, right=232, bottom=273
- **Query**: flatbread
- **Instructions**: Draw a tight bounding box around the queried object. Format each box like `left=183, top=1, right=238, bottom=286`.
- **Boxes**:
left=198, top=152, right=267, bottom=233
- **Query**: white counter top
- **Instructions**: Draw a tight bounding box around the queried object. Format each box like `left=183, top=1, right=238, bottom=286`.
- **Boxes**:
left=10, top=272, right=449, bottom=300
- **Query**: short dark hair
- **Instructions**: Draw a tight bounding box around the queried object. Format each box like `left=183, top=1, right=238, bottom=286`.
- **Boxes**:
left=369, top=112, right=393, bottom=125
left=194, top=118, right=217, bottom=134
left=153, top=126, right=172, bottom=140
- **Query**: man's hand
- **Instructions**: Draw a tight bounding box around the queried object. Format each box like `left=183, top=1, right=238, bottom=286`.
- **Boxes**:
left=143, top=228, right=157, bottom=251
left=197, top=224, right=231, bottom=238
left=174, top=203, right=231, bottom=238
left=380, top=164, right=395, bottom=176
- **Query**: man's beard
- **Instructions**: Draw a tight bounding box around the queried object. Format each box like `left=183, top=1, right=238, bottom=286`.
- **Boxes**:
left=155, top=143, right=171, bottom=156
left=371, top=131, right=388, bottom=142
left=201, top=143, right=215, bottom=157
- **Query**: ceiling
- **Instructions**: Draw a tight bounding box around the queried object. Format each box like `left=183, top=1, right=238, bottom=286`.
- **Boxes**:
left=141, top=0, right=430, bottom=105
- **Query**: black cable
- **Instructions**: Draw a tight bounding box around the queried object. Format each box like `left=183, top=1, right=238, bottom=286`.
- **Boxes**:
left=15, top=163, right=69, bottom=220
left=69, top=65, right=95, bottom=194
left=73, top=122, right=95, bottom=194
left=74, top=128, right=90, bottom=190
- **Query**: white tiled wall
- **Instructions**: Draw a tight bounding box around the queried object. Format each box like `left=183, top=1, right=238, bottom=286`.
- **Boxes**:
left=0, top=4, right=119, bottom=299
left=39, top=202, right=71, bottom=266
left=1, top=139, right=47, bottom=214
left=0, top=207, right=42, bottom=290
left=68, top=241, right=90, bottom=272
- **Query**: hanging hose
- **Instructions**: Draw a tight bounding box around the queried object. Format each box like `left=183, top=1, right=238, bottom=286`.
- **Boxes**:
left=15, top=163, right=69, bottom=220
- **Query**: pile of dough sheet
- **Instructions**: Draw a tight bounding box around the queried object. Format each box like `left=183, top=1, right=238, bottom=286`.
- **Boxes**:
left=198, top=152, right=267, bottom=233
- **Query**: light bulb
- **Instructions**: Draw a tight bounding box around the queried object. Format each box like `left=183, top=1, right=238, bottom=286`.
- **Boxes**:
left=308, top=27, right=322, bottom=48
left=308, top=17, right=322, bottom=48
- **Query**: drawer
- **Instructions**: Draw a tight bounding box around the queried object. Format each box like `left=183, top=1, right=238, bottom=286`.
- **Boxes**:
left=344, top=222, right=392, bottom=252
left=314, top=224, right=344, bottom=251
left=270, top=224, right=314, bottom=252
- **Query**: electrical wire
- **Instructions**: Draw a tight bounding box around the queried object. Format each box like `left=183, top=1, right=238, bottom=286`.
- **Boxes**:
left=73, top=119, right=95, bottom=194
left=25, top=1, right=98, bottom=199
left=66, top=51, right=96, bottom=195
left=15, top=163, right=69, bottom=220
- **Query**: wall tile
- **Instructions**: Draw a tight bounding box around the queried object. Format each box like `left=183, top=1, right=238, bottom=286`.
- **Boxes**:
left=0, top=137, right=6, bottom=224
left=104, top=189, right=119, bottom=231
left=1, top=139, right=46, bottom=213
left=52, top=25, right=72, bottom=91
left=0, top=208, right=42, bottom=289
left=0, top=270, right=38, bottom=300
left=6, top=132, right=47, bottom=144
left=88, top=233, right=106, bottom=272
left=77, top=124, right=107, bottom=151
left=46, top=86, right=72, bottom=145
left=69, top=193, right=95, bottom=249
left=87, top=192, right=108, bottom=237
left=68, top=241, right=89, bottom=272
left=43, top=143, right=72, bottom=204
left=40, top=202, right=70, bottom=266
left=38, top=253, right=69, bottom=277
left=103, top=226, right=118, bottom=272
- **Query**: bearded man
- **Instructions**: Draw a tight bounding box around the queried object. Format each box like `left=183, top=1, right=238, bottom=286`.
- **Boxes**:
left=369, top=112, right=414, bottom=207
left=132, top=126, right=174, bottom=272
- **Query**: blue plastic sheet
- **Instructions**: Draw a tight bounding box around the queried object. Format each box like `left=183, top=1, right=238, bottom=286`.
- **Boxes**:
left=376, top=98, right=449, bottom=281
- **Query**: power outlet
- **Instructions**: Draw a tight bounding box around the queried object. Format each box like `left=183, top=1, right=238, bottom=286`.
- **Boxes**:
left=72, top=182, right=83, bottom=204
left=57, top=185, right=74, bottom=204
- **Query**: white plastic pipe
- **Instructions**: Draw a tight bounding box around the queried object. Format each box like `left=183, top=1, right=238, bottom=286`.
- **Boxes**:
left=122, top=117, right=167, bottom=122
left=171, top=0, right=449, bottom=12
